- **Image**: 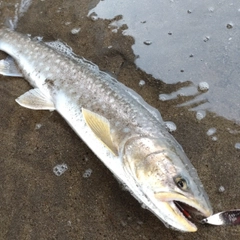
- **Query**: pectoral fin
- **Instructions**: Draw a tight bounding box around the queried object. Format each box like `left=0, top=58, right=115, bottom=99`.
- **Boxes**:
left=82, top=108, right=118, bottom=155
left=16, top=88, right=55, bottom=110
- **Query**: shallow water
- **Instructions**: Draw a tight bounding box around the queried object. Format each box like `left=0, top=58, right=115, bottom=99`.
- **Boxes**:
left=0, top=0, right=240, bottom=239
left=90, top=0, right=240, bottom=122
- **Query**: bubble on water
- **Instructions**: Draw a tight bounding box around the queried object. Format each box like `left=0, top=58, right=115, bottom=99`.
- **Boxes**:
left=203, top=36, right=210, bottom=42
left=207, top=127, right=216, bottom=136
left=65, top=22, right=71, bottom=26
left=226, top=23, right=233, bottom=29
left=196, top=110, right=206, bottom=120
left=218, top=186, right=225, bottom=193
left=89, top=13, right=98, bottom=21
left=165, top=121, right=177, bottom=132
left=139, top=80, right=145, bottom=86
left=53, top=163, right=68, bottom=176
left=208, top=7, right=214, bottom=12
left=71, top=27, right=81, bottom=34
left=143, top=40, right=152, bottom=45
left=235, top=143, right=240, bottom=150
left=83, top=168, right=92, bottom=178
left=198, top=82, right=209, bottom=92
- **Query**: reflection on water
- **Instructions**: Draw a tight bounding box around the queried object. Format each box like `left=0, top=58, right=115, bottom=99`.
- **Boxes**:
left=89, top=0, right=240, bottom=122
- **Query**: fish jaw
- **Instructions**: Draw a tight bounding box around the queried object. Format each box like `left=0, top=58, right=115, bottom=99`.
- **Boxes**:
left=153, top=192, right=213, bottom=232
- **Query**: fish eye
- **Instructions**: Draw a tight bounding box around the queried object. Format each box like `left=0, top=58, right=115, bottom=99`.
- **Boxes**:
left=175, top=177, right=188, bottom=191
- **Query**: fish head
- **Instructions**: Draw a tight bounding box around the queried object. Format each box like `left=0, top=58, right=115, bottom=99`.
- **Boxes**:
left=123, top=136, right=213, bottom=232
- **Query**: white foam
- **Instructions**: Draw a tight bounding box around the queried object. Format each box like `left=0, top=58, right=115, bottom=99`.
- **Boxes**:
left=218, top=186, right=225, bottom=193
left=235, top=143, right=240, bottom=150
left=164, top=121, right=177, bottom=132
left=139, top=80, right=145, bottom=86
left=207, top=127, right=216, bottom=136
left=71, top=28, right=81, bottom=34
left=211, top=136, right=218, bottom=141
left=196, top=110, right=206, bottom=120
left=83, top=168, right=92, bottom=178
left=198, top=82, right=209, bottom=92
left=53, top=163, right=68, bottom=176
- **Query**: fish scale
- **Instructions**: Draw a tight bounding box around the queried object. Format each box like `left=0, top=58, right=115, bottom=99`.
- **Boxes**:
left=0, top=27, right=212, bottom=232
left=1, top=28, right=161, bottom=139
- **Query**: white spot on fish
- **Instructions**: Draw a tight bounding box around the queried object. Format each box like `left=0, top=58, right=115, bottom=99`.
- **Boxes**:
left=123, top=127, right=130, bottom=133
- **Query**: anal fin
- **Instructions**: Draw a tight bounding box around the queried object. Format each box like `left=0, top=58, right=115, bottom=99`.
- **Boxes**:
left=16, top=88, right=55, bottom=110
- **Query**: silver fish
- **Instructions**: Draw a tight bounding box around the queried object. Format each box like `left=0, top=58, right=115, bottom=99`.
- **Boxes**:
left=0, top=28, right=212, bottom=232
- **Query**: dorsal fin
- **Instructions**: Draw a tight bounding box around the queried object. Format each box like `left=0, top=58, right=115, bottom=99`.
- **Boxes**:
left=82, top=108, right=118, bottom=155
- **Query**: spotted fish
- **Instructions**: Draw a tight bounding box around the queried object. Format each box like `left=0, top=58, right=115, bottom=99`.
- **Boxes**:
left=0, top=27, right=212, bottom=231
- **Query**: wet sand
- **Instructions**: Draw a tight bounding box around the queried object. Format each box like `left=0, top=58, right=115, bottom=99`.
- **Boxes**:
left=0, top=0, right=240, bottom=239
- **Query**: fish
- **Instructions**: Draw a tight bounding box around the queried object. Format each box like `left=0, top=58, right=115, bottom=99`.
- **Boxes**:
left=0, top=27, right=212, bottom=232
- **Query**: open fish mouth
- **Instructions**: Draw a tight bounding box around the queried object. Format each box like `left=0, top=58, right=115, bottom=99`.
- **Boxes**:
left=155, top=192, right=212, bottom=231
left=174, top=201, right=206, bottom=223
left=169, top=200, right=211, bottom=231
